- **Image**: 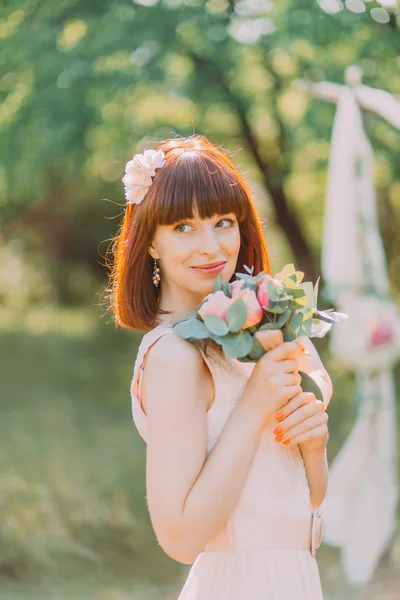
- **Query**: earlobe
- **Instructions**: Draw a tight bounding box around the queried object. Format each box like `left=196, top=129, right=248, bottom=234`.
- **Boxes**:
left=148, top=244, right=159, bottom=260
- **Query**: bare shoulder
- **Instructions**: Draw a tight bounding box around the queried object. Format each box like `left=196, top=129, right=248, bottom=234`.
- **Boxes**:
left=141, top=332, right=208, bottom=416
left=146, top=331, right=203, bottom=367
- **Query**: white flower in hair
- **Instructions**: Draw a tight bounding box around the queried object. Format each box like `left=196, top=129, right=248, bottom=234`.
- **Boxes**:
left=122, top=148, right=166, bottom=205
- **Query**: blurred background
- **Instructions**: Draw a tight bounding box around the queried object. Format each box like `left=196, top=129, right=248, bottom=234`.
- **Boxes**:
left=1, top=0, right=400, bottom=598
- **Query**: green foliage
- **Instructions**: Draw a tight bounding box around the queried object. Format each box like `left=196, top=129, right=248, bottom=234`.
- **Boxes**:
left=172, top=317, right=210, bottom=340
left=225, top=297, right=247, bottom=332
left=221, top=329, right=253, bottom=358
left=2, top=1, right=400, bottom=302
left=202, top=313, right=229, bottom=335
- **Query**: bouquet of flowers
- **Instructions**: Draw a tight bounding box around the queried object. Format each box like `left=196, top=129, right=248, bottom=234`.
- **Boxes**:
left=172, top=263, right=348, bottom=401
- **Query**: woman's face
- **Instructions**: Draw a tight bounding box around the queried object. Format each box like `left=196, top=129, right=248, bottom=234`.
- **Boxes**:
left=149, top=205, right=241, bottom=318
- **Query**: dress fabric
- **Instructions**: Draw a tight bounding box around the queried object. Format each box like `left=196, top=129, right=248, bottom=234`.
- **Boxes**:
left=130, top=324, right=323, bottom=599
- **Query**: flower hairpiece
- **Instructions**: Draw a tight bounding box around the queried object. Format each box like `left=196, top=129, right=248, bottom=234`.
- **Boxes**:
left=122, top=148, right=166, bottom=205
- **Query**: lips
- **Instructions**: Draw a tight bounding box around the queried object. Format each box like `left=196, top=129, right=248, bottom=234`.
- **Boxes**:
left=192, top=261, right=226, bottom=269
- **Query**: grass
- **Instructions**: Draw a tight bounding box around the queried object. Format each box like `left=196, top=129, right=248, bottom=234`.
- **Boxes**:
left=0, top=306, right=399, bottom=599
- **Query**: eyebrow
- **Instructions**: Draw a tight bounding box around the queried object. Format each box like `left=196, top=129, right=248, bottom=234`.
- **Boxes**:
left=176, top=213, right=235, bottom=223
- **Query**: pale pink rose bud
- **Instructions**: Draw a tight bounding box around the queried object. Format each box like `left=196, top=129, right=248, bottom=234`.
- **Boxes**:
left=198, top=290, right=233, bottom=322
left=233, top=288, right=263, bottom=329
left=256, top=274, right=273, bottom=308
left=230, top=278, right=245, bottom=298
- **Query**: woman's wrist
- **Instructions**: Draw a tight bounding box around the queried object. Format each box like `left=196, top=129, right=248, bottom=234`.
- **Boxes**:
left=299, top=435, right=328, bottom=456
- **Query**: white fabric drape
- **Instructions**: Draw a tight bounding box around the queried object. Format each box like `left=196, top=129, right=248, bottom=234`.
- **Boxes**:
left=319, top=86, right=399, bottom=586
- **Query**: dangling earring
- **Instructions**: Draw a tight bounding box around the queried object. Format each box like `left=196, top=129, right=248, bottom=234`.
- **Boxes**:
left=152, top=258, right=161, bottom=287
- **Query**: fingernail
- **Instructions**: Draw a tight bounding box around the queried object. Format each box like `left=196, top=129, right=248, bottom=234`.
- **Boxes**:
left=273, top=426, right=283, bottom=435
left=283, top=440, right=291, bottom=445
left=275, top=435, right=284, bottom=442
left=275, top=412, right=284, bottom=421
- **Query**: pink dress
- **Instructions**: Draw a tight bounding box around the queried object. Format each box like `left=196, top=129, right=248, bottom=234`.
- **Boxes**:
left=131, top=324, right=324, bottom=599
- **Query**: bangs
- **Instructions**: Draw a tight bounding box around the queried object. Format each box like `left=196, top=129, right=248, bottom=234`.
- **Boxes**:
left=149, top=153, right=249, bottom=226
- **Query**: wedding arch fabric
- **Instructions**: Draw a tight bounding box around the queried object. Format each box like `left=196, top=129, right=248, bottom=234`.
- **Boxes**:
left=319, top=86, right=399, bottom=586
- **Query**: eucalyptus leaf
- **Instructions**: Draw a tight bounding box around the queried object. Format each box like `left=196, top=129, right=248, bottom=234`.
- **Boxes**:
left=292, top=296, right=309, bottom=309
left=213, top=274, right=223, bottom=293
left=208, top=332, right=225, bottom=346
left=254, top=271, right=266, bottom=282
left=249, top=334, right=266, bottom=360
left=275, top=264, right=296, bottom=282
left=257, top=322, right=280, bottom=331
left=243, top=264, right=255, bottom=275
left=298, top=318, right=313, bottom=336
left=299, top=371, right=323, bottom=402
left=221, top=330, right=253, bottom=358
left=274, top=307, right=293, bottom=328
left=300, top=282, right=315, bottom=310
left=173, top=318, right=209, bottom=340
left=283, top=286, right=306, bottom=299
left=287, top=311, right=304, bottom=334
left=222, top=279, right=232, bottom=298
left=282, top=328, right=295, bottom=342
left=313, top=277, right=320, bottom=308
left=267, top=282, right=280, bottom=302
left=226, top=298, right=247, bottom=332
left=236, top=273, right=256, bottom=286
left=202, top=314, right=229, bottom=336
left=266, top=304, right=287, bottom=314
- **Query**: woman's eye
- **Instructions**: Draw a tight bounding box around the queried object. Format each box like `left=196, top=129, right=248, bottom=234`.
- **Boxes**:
left=174, top=218, right=235, bottom=233
left=174, top=223, right=192, bottom=233
left=216, top=218, right=235, bottom=228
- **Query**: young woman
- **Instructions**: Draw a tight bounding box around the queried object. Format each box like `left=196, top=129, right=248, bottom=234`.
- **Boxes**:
left=109, top=135, right=333, bottom=599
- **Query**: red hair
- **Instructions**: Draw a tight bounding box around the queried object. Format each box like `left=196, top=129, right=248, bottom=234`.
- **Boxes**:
left=106, top=135, right=272, bottom=331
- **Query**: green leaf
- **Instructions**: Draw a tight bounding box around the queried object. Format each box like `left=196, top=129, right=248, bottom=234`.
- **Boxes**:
left=274, top=307, right=293, bottom=328
left=222, top=279, right=232, bottom=298
left=202, top=314, right=229, bottom=336
left=266, top=303, right=287, bottom=314
left=299, top=282, right=315, bottom=311
left=267, top=282, right=280, bottom=302
left=297, top=318, right=313, bottom=336
left=236, top=273, right=256, bottom=286
left=221, top=331, right=253, bottom=358
left=213, top=275, right=223, bottom=293
left=248, top=334, right=266, bottom=360
left=299, top=371, right=323, bottom=402
left=313, top=277, right=320, bottom=308
left=275, top=263, right=296, bottom=282
left=226, top=298, right=247, bottom=332
left=283, top=286, right=306, bottom=299
left=208, top=332, right=224, bottom=346
left=282, top=327, right=295, bottom=342
left=257, top=322, right=280, bottom=331
left=173, top=318, right=210, bottom=340
left=254, top=271, right=266, bottom=283
left=243, top=264, right=255, bottom=275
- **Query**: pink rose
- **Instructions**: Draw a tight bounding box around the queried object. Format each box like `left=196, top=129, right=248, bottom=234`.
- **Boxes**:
left=370, top=320, right=395, bottom=347
left=233, top=288, right=263, bottom=329
left=256, top=274, right=274, bottom=308
left=198, top=290, right=233, bottom=322
left=230, top=278, right=245, bottom=297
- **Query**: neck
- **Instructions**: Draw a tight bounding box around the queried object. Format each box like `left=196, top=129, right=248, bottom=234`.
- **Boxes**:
left=155, top=287, right=207, bottom=326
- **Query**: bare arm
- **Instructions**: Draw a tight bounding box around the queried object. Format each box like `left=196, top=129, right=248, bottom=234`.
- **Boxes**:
left=300, top=444, right=329, bottom=511
left=141, top=332, right=302, bottom=565
left=142, top=334, right=267, bottom=564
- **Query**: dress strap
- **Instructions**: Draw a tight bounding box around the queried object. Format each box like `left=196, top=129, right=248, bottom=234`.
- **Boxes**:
left=130, top=325, right=174, bottom=442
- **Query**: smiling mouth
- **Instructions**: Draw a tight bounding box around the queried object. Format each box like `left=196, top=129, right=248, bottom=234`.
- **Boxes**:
left=191, top=261, right=227, bottom=270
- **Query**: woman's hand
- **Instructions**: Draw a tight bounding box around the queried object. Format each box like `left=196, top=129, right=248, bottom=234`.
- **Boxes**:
left=273, top=391, right=329, bottom=452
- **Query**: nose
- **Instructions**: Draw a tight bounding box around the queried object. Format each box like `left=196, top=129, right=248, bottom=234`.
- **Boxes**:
left=198, top=224, right=220, bottom=255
